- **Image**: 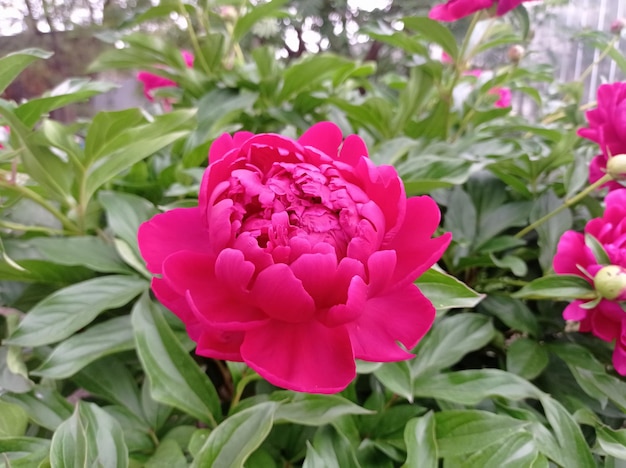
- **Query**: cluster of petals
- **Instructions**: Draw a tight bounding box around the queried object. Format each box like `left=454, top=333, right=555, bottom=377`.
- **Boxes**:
left=553, top=190, right=626, bottom=374
left=429, top=0, right=532, bottom=22
left=138, top=122, right=451, bottom=393
left=579, top=82, right=626, bottom=191
left=136, top=50, right=194, bottom=102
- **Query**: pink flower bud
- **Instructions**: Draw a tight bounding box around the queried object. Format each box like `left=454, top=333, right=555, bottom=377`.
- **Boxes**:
left=607, top=154, right=626, bottom=181
left=594, top=265, right=626, bottom=301
left=611, top=18, right=625, bottom=34
left=507, top=45, right=525, bottom=63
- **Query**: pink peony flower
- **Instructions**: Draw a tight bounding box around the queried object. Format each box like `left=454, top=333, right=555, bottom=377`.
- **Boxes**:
left=428, top=0, right=532, bottom=22
left=553, top=189, right=626, bottom=374
left=589, top=153, right=625, bottom=191
left=137, top=50, right=194, bottom=102
left=138, top=122, right=451, bottom=393
left=489, top=86, right=512, bottom=108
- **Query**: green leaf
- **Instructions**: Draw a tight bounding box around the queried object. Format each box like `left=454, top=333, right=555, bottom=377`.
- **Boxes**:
left=0, top=49, right=52, bottom=95
left=83, top=109, right=196, bottom=202
left=530, top=190, right=573, bottom=272
left=506, top=338, right=549, bottom=380
left=279, top=54, right=355, bottom=101
left=0, top=401, right=28, bottom=437
left=131, top=294, right=221, bottom=427
left=585, top=232, right=611, bottom=265
left=413, top=369, right=542, bottom=404
left=29, top=236, right=130, bottom=274
left=84, top=109, right=145, bottom=164
left=435, top=410, right=529, bottom=457
left=311, top=425, right=362, bottom=468
left=1, top=387, right=72, bottom=431
left=513, top=275, right=595, bottom=300
left=479, top=296, right=539, bottom=337
left=538, top=395, right=595, bottom=468
left=416, top=269, right=484, bottom=311
left=145, top=439, right=188, bottom=468
left=447, top=430, right=538, bottom=468
left=72, top=357, right=143, bottom=419
left=411, top=313, right=495, bottom=378
left=191, top=402, right=278, bottom=468
left=33, top=316, right=135, bottom=379
left=7, top=275, right=147, bottom=347
left=303, top=441, right=328, bottom=468
left=50, top=401, right=128, bottom=468
left=0, top=437, right=50, bottom=466
left=98, top=191, right=158, bottom=259
left=402, top=412, right=438, bottom=468
left=233, top=0, right=290, bottom=41
left=274, top=393, right=373, bottom=426
left=402, top=17, right=458, bottom=59
left=597, top=426, right=626, bottom=460
left=15, top=79, right=116, bottom=128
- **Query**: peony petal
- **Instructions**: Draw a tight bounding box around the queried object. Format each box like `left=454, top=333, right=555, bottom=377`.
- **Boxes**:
left=562, top=300, right=588, bottom=322
left=214, top=248, right=255, bottom=293
left=241, top=319, right=355, bottom=393
left=320, top=275, right=368, bottom=327
left=339, top=134, right=368, bottom=166
left=251, top=263, right=316, bottom=323
left=196, top=329, right=245, bottom=361
left=298, top=121, right=343, bottom=159
left=367, top=250, right=397, bottom=297
left=385, top=197, right=452, bottom=287
left=151, top=277, right=195, bottom=325
left=138, top=207, right=211, bottom=274
left=289, top=252, right=338, bottom=308
left=162, top=251, right=267, bottom=330
left=553, top=231, right=594, bottom=276
left=346, top=283, right=435, bottom=362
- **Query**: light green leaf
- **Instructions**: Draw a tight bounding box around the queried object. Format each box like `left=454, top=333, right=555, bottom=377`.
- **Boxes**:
left=191, top=402, right=278, bottom=468
left=7, top=275, right=147, bottom=347
left=33, top=316, right=135, bottom=379
left=402, top=412, right=438, bottom=468
left=131, top=294, right=221, bottom=427
left=0, top=49, right=52, bottom=95
left=413, top=369, right=542, bottom=404
left=274, top=393, right=373, bottom=426
left=447, top=430, right=538, bottom=468
left=50, top=401, right=128, bottom=468
left=402, top=17, right=459, bottom=59
left=29, top=235, right=130, bottom=274
left=0, top=401, right=28, bottom=437
left=145, top=439, right=188, bottom=468
left=1, top=387, right=72, bottom=431
left=506, top=338, right=549, bottom=380
left=479, top=296, right=539, bottom=337
left=597, top=426, right=626, bottom=460
left=233, top=0, right=290, bottom=41
left=512, top=275, right=595, bottom=300
left=416, top=269, right=484, bottom=311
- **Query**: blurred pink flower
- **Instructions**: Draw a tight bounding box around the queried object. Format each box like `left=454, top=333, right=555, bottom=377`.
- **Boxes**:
left=138, top=122, right=451, bottom=393
left=553, top=189, right=626, bottom=374
left=137, top=50, right=194, bottom=102
left=489, top=86, right=512, bottom=108
left=441, top=51, right=454, bottom=64
left=429, top=0, right=532, bottom=21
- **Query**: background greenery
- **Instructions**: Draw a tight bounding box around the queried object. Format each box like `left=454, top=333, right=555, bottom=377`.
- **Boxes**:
left=1, top=0, right=626, bottom=466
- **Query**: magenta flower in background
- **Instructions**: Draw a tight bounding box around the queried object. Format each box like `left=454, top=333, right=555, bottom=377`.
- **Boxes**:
left=489, top=86, right=512, bottom=108
left=579, top=82, right=626, bottom=191
left=137, top=50, right=194, bottom=102
left=138, top=122, right=451, bottom=393
left=429, top=0, right=531, bottom=22
left=553, top=189, right=626, bottom=374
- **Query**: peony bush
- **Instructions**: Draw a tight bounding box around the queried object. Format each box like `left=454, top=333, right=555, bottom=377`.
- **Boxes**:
left=1, top=1, right=626, bottom=467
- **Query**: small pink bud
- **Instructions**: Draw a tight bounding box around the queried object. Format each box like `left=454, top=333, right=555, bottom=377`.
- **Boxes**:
left=507, top=45, right=525, bottom=63
left=611, top=18, right=626, bottom=34
left=594, top=265, right=626, bottom=301
left=607, top=154, right=626, bottom=181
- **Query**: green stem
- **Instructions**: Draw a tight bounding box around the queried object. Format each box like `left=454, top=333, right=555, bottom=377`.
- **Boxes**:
left=178, top=0, right=212, bottom=76
left=579, top=36, right=619, bottom=84
left=0, top=219, right=68, bottom=235
left=229, top=372, right=261, bottom=414
left=515, top=174, right=613, bottom=239
left=0, top=178, right=79, bottom=233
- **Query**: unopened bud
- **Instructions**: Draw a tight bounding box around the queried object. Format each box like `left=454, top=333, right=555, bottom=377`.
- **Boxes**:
left=507, top=45, right=525, bottom=63
left=594, top=265, right=626, bottom=301
left=219, top=6, right=238, bottom=22
left=607, top=154, right=626, bottom=181
left=611, top=18, right=626, bottom=34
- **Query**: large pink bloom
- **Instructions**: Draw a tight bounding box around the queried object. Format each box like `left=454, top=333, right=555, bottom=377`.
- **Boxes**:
left=138, top=122, right=451, bottom=393
left=579, top=82, right=626, bottom=191
left=428, top=0, right=531, bottom=22
left=553, top=189, right=626, bottom=374
left=137, top=50, right=194, bottom=102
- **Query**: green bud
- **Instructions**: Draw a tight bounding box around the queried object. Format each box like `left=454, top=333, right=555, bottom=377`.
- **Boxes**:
left=594, top=265, right=626, bottom=301
left=607, top=154, right=626, bottom=181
